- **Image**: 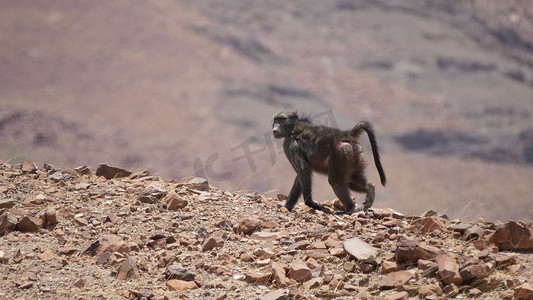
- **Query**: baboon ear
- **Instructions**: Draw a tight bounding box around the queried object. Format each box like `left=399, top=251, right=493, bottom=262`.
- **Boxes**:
left=289, top=111, right=298, bottom=119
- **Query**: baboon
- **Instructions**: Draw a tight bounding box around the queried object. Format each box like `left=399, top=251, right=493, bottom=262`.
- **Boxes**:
left=272, top=111, right=386, bottom=214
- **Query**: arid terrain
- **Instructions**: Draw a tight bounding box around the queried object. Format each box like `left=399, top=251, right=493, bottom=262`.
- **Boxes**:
left=1, top=162, right=533, bottom=299
left=1, top=2, right=532, bottom=221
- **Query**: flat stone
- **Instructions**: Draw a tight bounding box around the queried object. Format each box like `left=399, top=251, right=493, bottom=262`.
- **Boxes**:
left=245, top=272, right=271, bottom=283
left=39, top=249, right=54, bottom=261
left=167, top=279, right=198, bottom=291
left=259, top=289, right=288, bottom=300
left=490, top=253, right=517, bottom=267
left=386, top=291, right=409, bottom=300
left=182, top=177, right=210, bottom=191
left=378, top=270, right=414, bottom=289
left=306, top=249, right=329, bottom=259
left=58, top=246, right=78, bottom=255
left=448, top=222, right=471, bottom=233
left=343, top=237, right=378, bottom=264
left=250, top=231, right=285, bottom=241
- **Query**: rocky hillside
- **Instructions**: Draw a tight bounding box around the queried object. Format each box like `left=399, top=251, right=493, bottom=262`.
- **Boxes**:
left=1, top=1, right=533, bottom=221
left=1, top=162, right=533, bottom=299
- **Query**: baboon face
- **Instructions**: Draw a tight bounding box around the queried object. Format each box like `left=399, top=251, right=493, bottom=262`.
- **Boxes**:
left=272, top=111, right=297, bottom=139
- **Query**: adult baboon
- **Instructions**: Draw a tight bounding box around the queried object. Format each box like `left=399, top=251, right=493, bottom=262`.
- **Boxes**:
left=272, top=111, right=386, bottom=214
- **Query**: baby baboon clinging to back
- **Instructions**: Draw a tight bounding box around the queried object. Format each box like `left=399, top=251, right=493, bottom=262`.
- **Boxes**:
left=272, top=111, right=386, bottom=214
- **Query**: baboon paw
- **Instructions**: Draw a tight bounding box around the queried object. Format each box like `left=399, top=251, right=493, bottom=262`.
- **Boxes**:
left=334, top=206, right=358, bottom=215
left=305, top=202, right=324, bottom=211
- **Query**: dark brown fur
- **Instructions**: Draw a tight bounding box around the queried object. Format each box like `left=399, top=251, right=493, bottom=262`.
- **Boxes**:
left=272, top=111, right=386, bottom=214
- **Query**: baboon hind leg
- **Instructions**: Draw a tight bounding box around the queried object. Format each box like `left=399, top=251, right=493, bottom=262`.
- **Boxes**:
left=348, top=173, right=375, bottom=211
left=328, top=157, right=356, bottom=214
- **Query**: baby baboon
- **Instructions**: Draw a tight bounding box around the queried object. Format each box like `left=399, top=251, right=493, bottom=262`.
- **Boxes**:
left=272, top=111, right=386, bottom=214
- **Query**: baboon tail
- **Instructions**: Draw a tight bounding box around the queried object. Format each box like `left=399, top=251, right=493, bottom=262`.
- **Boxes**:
left=351, top=121, right=387, bottom=186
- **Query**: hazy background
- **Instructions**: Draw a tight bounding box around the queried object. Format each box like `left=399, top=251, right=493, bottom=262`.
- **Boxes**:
left=1, top=0, right=532, bottom=221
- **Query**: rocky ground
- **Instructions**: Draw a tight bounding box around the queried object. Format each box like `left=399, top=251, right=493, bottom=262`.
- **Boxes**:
left=1, top=162, right=533, bottom=300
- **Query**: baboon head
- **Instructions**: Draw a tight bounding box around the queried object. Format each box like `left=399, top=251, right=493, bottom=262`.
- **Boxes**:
left=272, top=111, right=298, bottom=139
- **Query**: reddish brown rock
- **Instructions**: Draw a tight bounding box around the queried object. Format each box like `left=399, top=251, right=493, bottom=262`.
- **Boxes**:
left=418, top=284, right=443, bottom=298
left=436, top=253, right=463, bottom=285
left=0, top=211, right=17, bottom=235
left=236, top=216, right=261, bottom=234
left=0, top=199, right=15, bottom=209
left=95, top=235, right=131, bottom=256
left=58, top=246, right=78, bottom=255
left=39, top=249, right=54, bottom=261
left=250, top=231, right=285, bottom=241
left=417, top=217, right=447, bottom=232
left=395, top=236, right=438, bottom=263
left=245, top=272, right=271, bottom=283
left=378, top=270, right=414, bottom=289
left=202, top=233, right=224, bottom=251
left=166, top=194, right=188, bottom=210
left=165, top=265, right=195, bottom=281
left=43, top=208, right=57, bottom=226
left=167, top=279, right=198, bottom=291
left=343, top=261, right=356, bottom=272
left=489, top=221, right=533, bottom=251
left=515, top=282, right=533, bottom=300
left=95, top=164, right=132, bottom=179
left=460, top=263, right=491, bottom=282
left=117, top=257, right=139, bottom=280
left=306, top=249, right=329, bottom=259
left=381, top=261, right=398, bottom=274
left=260, top=289, right=288, bottom=300
left=272, top=262, right=289, bottom=288
left=16, top=215, right=43, bottom=232
left=443, top=283, right=460, bottom=297
left=288, top=259, right=312, bottom=283
left=21, top=161, right=38, bottom=173
left=386, top=291, right=409, bottom=300
left=490, top=253, right=517, bottom=267
left=302, top=277, right=322, bottom=290
left=417, top=259, right=437, bottom=271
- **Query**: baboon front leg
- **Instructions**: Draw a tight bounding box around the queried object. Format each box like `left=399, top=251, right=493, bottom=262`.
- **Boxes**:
left=299, top=168, right=324, bottom=211
left=284, top=176, right=302, bottom=211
